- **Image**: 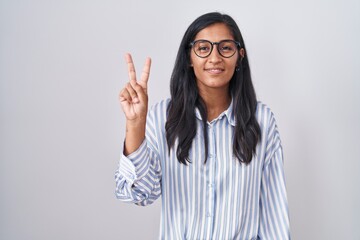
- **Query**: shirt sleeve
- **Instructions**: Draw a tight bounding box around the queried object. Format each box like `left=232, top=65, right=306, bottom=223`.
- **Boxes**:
left=114, top=106, right=162, bottom=206
left=115, top=140, right=162, bottom=206
left=258, top=112, right=291, bottom=240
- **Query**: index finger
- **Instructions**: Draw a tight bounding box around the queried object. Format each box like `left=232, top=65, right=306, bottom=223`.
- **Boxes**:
left=139, top=57, right=151, bottom=87
left=125, top=53, right=137, bottom=83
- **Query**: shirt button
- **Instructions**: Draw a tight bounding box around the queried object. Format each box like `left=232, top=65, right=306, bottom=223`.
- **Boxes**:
left=206, top=212, right=212, bottom=217
left=208, top=183, right=214, bottom=188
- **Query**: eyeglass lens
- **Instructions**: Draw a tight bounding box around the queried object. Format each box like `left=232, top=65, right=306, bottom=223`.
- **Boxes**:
left=192, top=40, right=238, bottom=58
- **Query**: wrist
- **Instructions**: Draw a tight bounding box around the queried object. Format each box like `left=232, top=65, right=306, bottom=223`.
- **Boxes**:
left=124, top=118, right=146, bottom=156
left=126, top=116, right=147, bottom=127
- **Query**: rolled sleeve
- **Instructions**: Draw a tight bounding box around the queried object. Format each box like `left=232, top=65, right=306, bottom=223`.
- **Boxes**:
left=115, top=139, right=162, bottom=205
left=118, top=140, right=147, bottom=184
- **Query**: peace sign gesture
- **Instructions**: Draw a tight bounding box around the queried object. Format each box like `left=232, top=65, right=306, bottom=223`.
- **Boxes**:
left=119, top=53, right=151, bottom=122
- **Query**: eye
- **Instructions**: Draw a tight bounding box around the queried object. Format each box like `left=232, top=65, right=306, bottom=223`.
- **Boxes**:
left=197, top=44, right=211, bottom=52
left=220, top=43, right=235, bottom=52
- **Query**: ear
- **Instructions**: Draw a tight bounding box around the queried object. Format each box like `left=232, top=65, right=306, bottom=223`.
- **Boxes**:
left=239, top=48, right=245, bottom=59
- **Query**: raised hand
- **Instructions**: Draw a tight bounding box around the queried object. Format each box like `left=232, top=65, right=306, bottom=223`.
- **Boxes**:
left=119, top=53, right=151, bottom=122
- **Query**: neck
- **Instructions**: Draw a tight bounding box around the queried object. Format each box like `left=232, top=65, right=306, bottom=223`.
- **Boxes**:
left=198, top=87, right=231, bottom=122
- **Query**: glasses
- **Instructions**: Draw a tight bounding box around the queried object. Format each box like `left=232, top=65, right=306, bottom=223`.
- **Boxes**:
left=190, top=39, right=241, bottom=58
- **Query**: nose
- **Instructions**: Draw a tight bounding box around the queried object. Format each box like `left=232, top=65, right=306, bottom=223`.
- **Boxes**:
left=208, top=45, right=222, bottom=63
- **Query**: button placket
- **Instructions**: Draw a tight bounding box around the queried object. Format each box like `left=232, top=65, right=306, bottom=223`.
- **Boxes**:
left=206, top=124, right=216, bottom=223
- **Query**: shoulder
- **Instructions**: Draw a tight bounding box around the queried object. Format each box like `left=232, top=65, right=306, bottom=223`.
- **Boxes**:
left=256, top=101, right=282, bottom=145
left=255, top=101, right=281, bottom=143
left=256, top=102, right=283, bottom=163
left=149, top=98, right=170, bottom=113
left=147, top=98, right=171, bottom=122
left=255, top=101, right=277, bottom=126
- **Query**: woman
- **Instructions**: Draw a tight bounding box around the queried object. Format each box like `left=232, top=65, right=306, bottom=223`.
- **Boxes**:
left=116, top=12, right=291, bottom=240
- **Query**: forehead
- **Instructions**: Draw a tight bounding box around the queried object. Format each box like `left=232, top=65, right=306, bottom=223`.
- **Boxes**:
left=194, top=23, right=234, bottom=41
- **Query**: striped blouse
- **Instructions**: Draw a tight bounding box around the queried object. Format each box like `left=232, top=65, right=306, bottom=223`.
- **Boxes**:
left=115, top=99, right=291, bottom=240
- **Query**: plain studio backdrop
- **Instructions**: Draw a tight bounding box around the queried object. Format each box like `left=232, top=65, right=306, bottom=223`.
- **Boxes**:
left=1, top=0, right=359, bottom=239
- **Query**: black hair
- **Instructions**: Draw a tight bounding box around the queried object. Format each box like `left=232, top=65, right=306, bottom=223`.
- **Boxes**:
left=165, top=12, right=261, bottom=165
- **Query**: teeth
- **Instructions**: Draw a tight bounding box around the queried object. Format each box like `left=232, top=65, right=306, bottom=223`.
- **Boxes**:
left=207, top=68, right=223, bottom=73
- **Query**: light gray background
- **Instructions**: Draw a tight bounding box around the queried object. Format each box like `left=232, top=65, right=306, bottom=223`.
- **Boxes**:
left=1, top=0, right=359, bottom=239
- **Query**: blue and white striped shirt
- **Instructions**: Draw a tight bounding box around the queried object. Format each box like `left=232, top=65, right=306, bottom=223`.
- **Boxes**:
left=115, top=99, right=291, bottom=240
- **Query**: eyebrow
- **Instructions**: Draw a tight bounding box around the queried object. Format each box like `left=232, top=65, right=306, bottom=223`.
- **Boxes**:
left=192, top=39, right=236, bottom=42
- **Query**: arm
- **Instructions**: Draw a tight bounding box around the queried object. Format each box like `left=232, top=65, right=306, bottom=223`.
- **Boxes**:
left=115, top=54, right=161, bottom=206
left=258, top=113, right=291, bottom=240
left=120, top=53, right=150, bottom=155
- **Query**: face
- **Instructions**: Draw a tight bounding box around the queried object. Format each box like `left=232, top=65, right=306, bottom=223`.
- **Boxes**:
left=190, top=23, right=244, bottom=93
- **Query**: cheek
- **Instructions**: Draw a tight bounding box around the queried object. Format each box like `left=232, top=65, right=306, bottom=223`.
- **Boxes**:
left=230, top=58, right=239, bottom=69
left=191, top=58, right=205, bottom=72
left=192, top=66, right=203, bottom=80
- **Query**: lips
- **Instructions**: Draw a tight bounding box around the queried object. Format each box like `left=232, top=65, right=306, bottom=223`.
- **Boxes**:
left=205, top=68, right=224, bottom=74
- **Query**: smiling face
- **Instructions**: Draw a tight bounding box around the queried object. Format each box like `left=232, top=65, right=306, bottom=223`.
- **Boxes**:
left=190, top=23, right=243, bottom=94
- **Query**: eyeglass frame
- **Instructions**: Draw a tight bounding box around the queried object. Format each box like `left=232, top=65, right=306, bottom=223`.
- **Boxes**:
left=189, top=39, right=242, bottom=58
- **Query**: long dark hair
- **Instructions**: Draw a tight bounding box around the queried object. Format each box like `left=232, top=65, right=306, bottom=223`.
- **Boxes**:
left=165, top=12, right=261, bottom=165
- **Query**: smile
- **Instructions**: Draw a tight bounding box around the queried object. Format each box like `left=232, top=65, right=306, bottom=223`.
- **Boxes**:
left=205, top=68, right=224, bottom=74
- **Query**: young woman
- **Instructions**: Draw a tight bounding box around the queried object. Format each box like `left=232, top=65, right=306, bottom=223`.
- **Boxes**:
left=116, top=12, right=291, bottom=240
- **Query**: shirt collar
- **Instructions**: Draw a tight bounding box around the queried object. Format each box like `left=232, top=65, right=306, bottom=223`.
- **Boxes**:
left=195, top=98, right=235, bottom=126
